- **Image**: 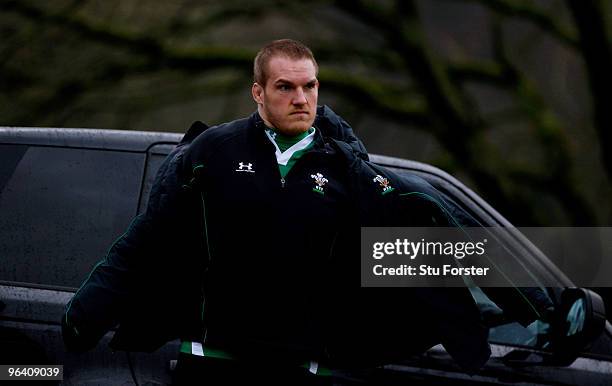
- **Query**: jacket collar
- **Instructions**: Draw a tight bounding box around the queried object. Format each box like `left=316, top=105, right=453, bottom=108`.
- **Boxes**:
left=248, top=105, right=368, bottom=160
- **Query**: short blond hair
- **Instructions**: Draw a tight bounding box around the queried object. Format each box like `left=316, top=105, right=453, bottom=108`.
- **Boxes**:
left=253, top=39, right=319, bottom=86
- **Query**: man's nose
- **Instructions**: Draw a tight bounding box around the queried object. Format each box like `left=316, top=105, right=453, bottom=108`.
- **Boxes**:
left=292, top=88, right=308, bottom=105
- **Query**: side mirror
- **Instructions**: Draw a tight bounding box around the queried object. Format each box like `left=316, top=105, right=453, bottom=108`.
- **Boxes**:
left=547, top=288, right=607, bottom=365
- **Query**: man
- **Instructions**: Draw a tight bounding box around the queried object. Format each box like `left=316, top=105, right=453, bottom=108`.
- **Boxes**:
left=63, top=39, right=366, bottom=385
left=63, top=39, right=552, bottom=384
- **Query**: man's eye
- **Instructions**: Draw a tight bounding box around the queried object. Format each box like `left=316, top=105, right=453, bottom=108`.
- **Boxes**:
left=306, top=84, right=316, bottom=89
left=278, top=85, right=291, bottom=91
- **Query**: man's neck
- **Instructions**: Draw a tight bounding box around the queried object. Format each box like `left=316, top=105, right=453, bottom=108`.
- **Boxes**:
left=257, top=107, right=275, bottom=132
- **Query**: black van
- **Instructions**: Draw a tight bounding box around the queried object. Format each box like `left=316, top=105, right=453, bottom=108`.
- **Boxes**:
left=1, top=127, right=611, bottom=385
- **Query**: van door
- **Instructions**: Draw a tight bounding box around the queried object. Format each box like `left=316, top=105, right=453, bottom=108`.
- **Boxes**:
left=0, top=143, right=153, bottom=384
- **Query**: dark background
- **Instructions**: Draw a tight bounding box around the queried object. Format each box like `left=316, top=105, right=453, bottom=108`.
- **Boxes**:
left=2, top=0, right=611, bottom=227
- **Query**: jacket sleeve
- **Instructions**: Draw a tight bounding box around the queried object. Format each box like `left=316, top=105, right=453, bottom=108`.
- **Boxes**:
left=62, top=145, right=195, bottom=352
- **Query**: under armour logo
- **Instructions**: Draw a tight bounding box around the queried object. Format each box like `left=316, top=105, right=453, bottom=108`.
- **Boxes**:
left=235, top=162, right=255, bottom=173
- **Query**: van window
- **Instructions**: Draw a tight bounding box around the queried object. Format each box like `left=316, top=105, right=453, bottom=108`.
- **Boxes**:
left=0, top=144, right=145, bottom=288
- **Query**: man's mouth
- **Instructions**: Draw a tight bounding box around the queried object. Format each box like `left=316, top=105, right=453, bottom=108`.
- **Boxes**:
left=291, top=111, right=309, bottom=115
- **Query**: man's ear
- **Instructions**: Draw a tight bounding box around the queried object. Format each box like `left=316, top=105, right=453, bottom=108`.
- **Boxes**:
left=252, top=82, right=264, bottom=105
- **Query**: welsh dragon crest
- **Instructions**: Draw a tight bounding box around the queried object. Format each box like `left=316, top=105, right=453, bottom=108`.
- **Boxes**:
left=311, top=172, right=328, bottom=194
left=373, top=174, right=394, bottom=194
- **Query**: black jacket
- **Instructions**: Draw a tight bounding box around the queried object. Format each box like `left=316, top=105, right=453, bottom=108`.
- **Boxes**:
left=63, top=106, right=364, bottom=358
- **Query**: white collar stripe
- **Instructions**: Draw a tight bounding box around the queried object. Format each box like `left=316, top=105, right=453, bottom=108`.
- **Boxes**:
left=265, top=128, right=316, bottom=166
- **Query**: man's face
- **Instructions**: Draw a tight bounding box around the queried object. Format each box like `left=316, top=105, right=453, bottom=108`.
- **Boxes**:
left=252, top=56, right=319, bottom=136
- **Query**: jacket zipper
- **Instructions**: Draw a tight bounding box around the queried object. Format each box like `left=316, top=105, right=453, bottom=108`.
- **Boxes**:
left=278, top=149, right=325, bottom=190
left=200, top=187, right=211, bottom=344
